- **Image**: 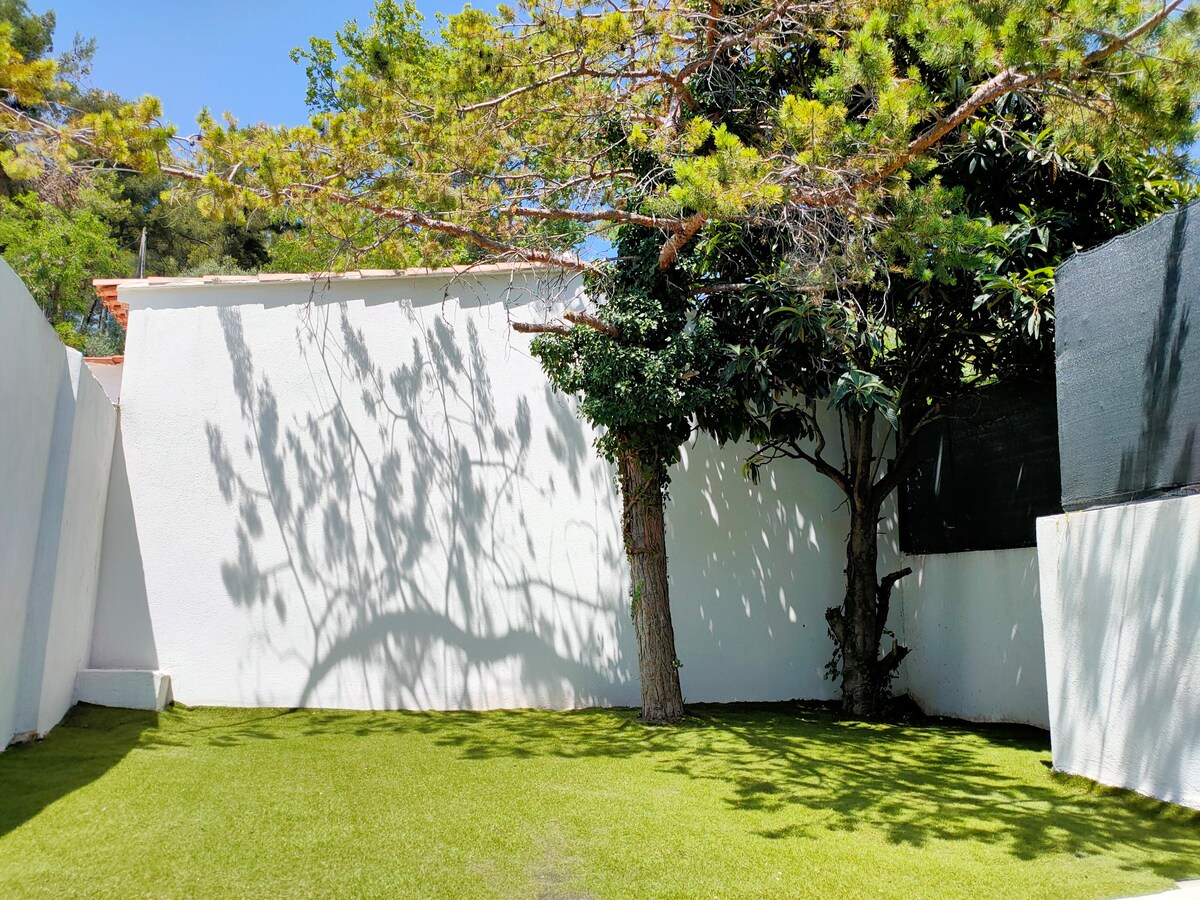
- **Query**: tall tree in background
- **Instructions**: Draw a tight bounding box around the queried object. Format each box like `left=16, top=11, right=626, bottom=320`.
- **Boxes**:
left=0, top=184, right=124, bottom=338
left=0, top=4, right=298, bottom=350
left=0, top=5, right=127, bottom=347
left=1, top=0, right=1196, bottom=719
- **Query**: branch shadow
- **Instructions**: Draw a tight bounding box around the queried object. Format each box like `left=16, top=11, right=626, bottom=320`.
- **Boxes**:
left=667, top=433, right=853, bottom=703
left=203, top=292, right=632, bottom=711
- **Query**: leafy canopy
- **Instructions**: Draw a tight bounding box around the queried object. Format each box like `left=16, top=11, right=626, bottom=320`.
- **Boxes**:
left=0, top=0, right=1195, bottom=447
left=0, top=0, right=1194, bottom=275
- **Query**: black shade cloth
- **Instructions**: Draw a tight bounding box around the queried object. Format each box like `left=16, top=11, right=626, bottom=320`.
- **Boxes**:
left=900, top=384, right=1062, bottom=554
left=1054, top=201, right=1200, bottom=510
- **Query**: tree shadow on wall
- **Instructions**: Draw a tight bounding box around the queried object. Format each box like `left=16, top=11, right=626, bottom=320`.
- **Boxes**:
left=1053, top=490, right=1200, bottom=814
left=1118, top=204, right=1197, bottom=497
left=204, top=299, right=631, bottom=710
left=666, top=436, right=853, bottom=702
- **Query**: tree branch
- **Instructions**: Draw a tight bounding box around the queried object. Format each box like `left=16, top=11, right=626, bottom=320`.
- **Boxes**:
left=878, top=567, right=912, bottom=600
left=875, top=565, right=913, bottom=649
left=511, top=321, right=573, bottom=336
left=877, top=641, right=911, bottom=679
left=658, top=211, right=706, bottom=269
left=512, top=311, right=621, bottom=340
left=754, top=427, right=850, bottom=494
left=564, top=310, right=620, bottom=338
left=870, top=405, right=942, bottom=507
left=847, top=0, right=1185, bottom=199
left=825, top=605, right=846, bottom=649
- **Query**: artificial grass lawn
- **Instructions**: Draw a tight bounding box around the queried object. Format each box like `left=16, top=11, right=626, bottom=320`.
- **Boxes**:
left=1, top=704, right=1197, bottom=899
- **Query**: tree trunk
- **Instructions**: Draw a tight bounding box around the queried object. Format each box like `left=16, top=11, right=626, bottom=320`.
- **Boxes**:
left=617, top=443, right=684, bottom=725
left=825, top=411, right=911, bottom=718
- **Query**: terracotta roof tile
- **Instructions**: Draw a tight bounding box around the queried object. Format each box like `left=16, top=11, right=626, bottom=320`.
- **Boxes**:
left=92, top=282, right=128, bottom=328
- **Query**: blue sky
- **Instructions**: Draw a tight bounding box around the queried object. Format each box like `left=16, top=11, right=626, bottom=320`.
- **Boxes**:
left=44, top=1, right=471, bottom=128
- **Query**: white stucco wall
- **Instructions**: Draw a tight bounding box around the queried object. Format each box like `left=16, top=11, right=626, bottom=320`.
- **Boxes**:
left=668, top=437, right=901, bottom=703
left=0, top=260, right=117, bottom=746
left=1038, top=495, right=1200, bottom=809
left=898, top=548, right=1048, bottom=727
left=0, top=261, right=64, bottom=744
left=115, top=272, right=898, bottom=711
left=118, top=273, right=629, bottom=710
left=83, top=359, right=122, bottom=404
left=25, top=363, right=117, bottom=735
left=89, top=421, right=157, bottom=669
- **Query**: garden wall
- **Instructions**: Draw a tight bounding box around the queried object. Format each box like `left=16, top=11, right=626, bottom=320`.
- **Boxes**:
left=0, top=260, right=117, bottom=747
left=0, top=261, right=1055, bottom=741
left=1038, top=468, right=1200, bottom=809
left=897, top=548, right=1048, bottom=728
left=1040, top=202, right=1200, bottom=810
left=105, top=270, right=917, bottom=711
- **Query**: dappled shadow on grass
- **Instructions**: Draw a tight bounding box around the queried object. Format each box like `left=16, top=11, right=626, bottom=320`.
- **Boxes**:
left=15, top=702, right=1196, bottom=886
left=0, top=704, right=155, bottom=838
left=294, top=700, right=1197, bottom=880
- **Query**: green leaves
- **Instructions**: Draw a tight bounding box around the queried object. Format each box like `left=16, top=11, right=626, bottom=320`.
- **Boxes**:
left=0, top=190, right=128, bottom=324
left=651, top=124, right=784, bottom=219
left=830, top=369, right=899, bottom=430
left=527, top=226, right=727, bottom=480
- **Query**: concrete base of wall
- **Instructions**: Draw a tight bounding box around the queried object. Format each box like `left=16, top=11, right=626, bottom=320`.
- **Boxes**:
left=75, top=669, right=172, bottom=711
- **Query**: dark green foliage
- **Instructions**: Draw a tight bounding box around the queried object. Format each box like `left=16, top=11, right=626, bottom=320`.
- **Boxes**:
left=531, top=226, right=725, bottom=482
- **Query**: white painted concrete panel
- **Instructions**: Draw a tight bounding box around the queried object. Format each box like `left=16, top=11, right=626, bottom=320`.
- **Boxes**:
left=89, top=421, right=158, bottom=669
left=106, top=270, right=1052, bottom=722
left=0, top=261, right=64, bottom=744
left=1039, top=495, right=1200, bottom=809
left=83, top=360, right=122, bottom=404
left=0, top=260, right=117, bottom=745
left=117, top=274, right=894, bottom=711
left=33, top=365, right=117, bottom=735
left=899, top=548, right=1048, bottom=727
left=75, top=669, right=171, bottom=710
left=119, top=275, right=635, bottom=710
left=667, top=432, right=902, bottom=704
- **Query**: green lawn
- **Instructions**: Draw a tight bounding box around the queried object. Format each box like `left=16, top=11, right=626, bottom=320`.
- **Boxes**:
left=1, top=703, right=1197, bottom=899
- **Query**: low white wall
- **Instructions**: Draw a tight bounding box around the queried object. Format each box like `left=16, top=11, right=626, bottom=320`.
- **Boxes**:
left=898, top=548, right=1048, bottom=727
left=0, top=261, right=64, bottom=744
left=24, top=361, right=117, bottom=736
left=75, top=668, right=171, bottom=711
left=668, top=437, right=901, bottom=703
left=0, top=260, right=117, bottom=746
left=1039, top=496, right=1200, bottom=809
left=115, top=272, right=892, bottom=711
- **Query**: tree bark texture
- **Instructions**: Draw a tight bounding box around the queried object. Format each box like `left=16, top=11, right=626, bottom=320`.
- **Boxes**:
left=617, top=445, right=685, bottom=724
left=825, top=411, right=912, bottom=718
